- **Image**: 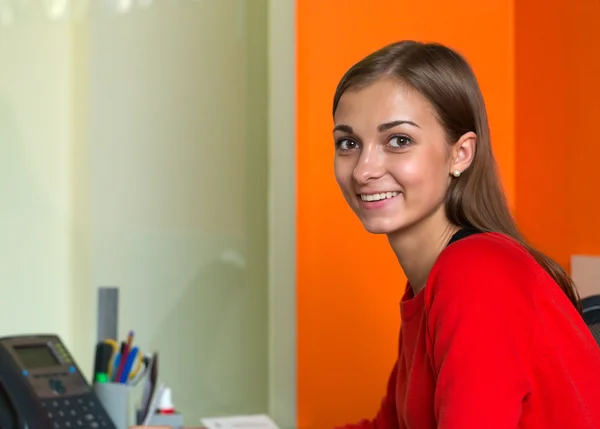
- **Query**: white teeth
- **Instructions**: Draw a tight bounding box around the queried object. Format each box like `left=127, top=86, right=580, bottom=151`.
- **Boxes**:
left=360, top=191, right=399, bottom=202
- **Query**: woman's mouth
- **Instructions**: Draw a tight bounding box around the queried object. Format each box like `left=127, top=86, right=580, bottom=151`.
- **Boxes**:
left=359, top=191, right=399, bottom=202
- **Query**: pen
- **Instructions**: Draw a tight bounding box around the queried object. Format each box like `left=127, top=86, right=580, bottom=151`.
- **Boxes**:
left=119, top=347, right=139, bottom=383
left=126, top=330, right=135, bottom=348
left=114, top=341, right=129, bottom=382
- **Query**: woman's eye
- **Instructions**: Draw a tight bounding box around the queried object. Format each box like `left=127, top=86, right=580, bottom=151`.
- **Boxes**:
left=389, top=136, right=412, bottom=148
left=337, top=139, right=358, bottom=150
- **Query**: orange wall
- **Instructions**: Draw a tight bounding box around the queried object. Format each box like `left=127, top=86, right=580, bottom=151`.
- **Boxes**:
left=514, top=0, right=570, bottom=268
left=296, top=2, right=515, bottom=429
left=569, top=2, right=600, bottom=258
left=298, top=1, right=600, bottom=427
left=514, top=0, right=600, bottom=270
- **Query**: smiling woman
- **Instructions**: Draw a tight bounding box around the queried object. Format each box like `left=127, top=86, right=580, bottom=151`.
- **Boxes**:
left=331, top=40, right=600, bottom=429
left=333, top=79, right=472, bottom=238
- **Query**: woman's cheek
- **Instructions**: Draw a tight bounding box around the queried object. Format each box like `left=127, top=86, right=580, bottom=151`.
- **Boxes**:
left=389, top=157, right=424, bottom=187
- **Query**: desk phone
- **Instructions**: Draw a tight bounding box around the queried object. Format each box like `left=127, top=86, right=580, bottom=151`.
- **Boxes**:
left=0, top=334, right=116, bottom=429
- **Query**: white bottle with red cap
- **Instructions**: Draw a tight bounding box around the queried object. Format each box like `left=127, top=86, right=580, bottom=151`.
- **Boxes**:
left=157, top=386, right=176, bottom=415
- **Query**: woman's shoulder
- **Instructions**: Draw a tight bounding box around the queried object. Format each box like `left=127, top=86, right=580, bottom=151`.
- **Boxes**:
left=439, top=231, right=533, bottom=269
left=425, top=231, right=542, bottom=301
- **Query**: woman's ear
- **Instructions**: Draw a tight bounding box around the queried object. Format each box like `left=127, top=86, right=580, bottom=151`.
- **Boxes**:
left=450, top=131, right=476, bottom=175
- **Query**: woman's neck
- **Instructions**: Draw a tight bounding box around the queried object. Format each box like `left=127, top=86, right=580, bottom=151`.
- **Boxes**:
left=388, top=208, right=459, bottom=295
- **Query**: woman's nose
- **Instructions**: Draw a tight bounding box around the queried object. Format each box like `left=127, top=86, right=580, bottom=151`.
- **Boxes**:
left=352, top=144, right=385, bottom=184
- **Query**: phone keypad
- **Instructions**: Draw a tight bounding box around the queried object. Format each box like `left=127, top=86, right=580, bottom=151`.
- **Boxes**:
left=41, top=394, right=115, bottom=429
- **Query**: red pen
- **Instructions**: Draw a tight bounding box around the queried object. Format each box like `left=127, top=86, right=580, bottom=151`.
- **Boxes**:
left=115, top=330, right=135, bottom=382
left=114, top=344, right=129, bottom=382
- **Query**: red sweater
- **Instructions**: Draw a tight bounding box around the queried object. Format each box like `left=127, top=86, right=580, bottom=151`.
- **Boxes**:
left=340, top=232, right=600, bottom=429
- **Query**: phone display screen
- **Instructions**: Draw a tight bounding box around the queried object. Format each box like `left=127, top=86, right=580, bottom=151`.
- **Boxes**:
left=14, top=345, right=59, bottom=369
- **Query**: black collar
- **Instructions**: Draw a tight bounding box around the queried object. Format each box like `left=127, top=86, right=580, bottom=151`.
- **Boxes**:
left=447, top=228, right=482, bottom=246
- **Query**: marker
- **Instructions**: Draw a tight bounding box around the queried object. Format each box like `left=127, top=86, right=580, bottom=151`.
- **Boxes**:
left=93, top=342, right=113, bottom=384
left=101, top=339, right=119, bottom=379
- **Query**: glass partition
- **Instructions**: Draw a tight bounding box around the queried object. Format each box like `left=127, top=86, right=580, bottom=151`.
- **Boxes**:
left=88, top=0, right=269, bottom=424
left=0, top=0, right=272, bottom=425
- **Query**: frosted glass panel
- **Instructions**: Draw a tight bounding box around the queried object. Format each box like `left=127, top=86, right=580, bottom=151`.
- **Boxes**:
left=89, top=0, right=268, bottom=424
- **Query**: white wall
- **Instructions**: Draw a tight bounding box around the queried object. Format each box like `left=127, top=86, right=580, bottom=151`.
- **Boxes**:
left=0, top=17, right=75, bottom=346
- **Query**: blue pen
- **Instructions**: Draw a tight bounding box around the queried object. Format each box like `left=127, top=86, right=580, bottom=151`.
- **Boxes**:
left=119, top=347, right=139, bottom=384
left=112, top=353, right=121, bottom=382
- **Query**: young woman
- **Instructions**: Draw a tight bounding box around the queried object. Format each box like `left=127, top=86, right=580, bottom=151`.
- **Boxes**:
left=333, top=41, right=600, bottom=429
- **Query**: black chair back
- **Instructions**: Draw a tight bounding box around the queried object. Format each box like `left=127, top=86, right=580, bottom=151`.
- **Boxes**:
left=581, top=295, right=600, bottom=346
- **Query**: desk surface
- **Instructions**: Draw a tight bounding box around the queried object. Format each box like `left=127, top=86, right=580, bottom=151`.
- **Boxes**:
left=131, top=426, right=204, bottom=428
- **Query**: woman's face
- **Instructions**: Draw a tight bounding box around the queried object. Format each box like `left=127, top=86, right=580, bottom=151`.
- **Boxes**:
left=333, top=79, right=466, bottom=235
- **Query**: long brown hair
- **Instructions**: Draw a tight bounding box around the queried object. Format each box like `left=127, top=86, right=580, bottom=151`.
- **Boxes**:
left=333, top=40, right=581, bottom=312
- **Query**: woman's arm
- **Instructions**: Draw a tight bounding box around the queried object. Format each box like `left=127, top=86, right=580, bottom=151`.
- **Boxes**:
left=426, top=241, right=533, bottom=428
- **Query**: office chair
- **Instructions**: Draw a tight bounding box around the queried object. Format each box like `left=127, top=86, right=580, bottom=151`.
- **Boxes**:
left=581, top=295, right=600, bottom=346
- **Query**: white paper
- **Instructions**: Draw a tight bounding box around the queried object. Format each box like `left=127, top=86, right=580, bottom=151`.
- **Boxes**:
left=201, top=414, right=280, bottom=429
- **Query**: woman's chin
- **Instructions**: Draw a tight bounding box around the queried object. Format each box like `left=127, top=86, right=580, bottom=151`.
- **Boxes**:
left=361, top=219, right=402, bottom=235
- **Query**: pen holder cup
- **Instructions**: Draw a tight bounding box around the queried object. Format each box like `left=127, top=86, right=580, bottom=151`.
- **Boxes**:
left=94, top=382, right=131, bottom=429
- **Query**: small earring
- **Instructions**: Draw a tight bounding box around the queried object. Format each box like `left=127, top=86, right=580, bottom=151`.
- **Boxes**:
left=452, top=169, right=461, bottom=178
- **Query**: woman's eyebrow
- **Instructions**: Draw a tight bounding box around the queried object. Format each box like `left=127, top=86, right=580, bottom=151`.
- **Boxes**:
left=333, top=120, right=420, bottom=134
